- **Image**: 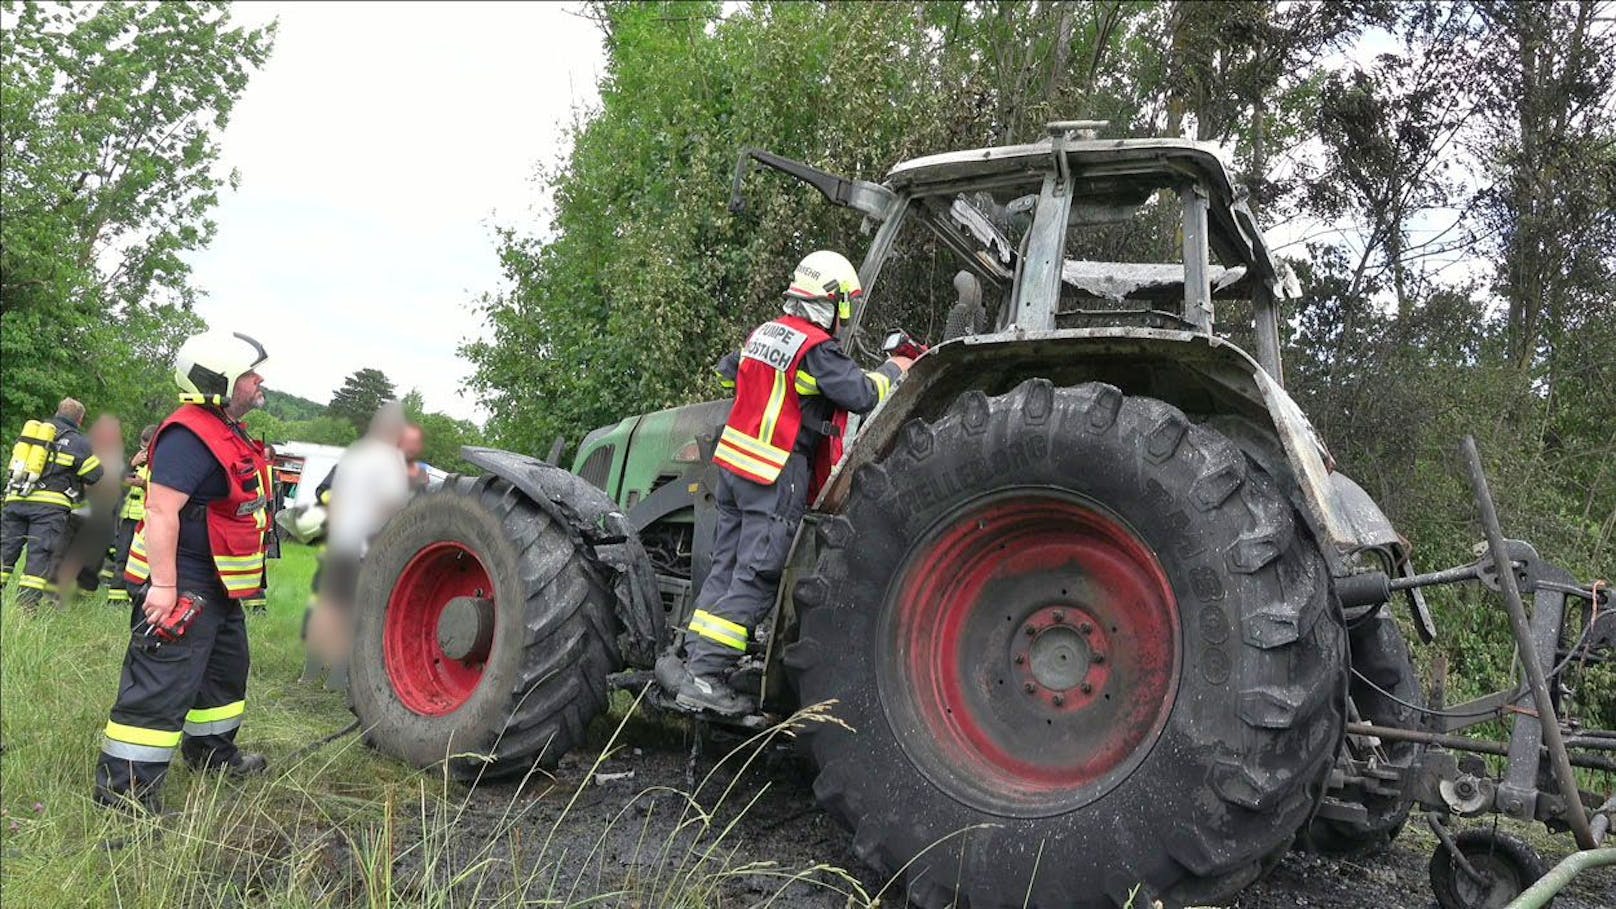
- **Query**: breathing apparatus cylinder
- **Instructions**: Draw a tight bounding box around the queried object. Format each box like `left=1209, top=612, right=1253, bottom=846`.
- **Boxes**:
left=8, top=420, right=58, bottom=495
left=6, top=421, right=36, bottom=490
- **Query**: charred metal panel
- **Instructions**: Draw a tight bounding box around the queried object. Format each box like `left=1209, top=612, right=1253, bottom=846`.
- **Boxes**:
left=885, top=139, right=1281, bottom=291
left=1009, top=173, right=1074, bottom=331
left=1248, top=367, right=1354, bottom=550
left=1059, top=260, right=1249, bottom=304
left=1179, top=184, right=1213, bottom=332
left=1326, top=473, right=1403, bottom=556
left=816, top=329, right=1387, bottom=569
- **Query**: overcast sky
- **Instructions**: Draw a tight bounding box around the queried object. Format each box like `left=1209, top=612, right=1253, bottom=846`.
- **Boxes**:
left=184, top=2, right=604, bottom=422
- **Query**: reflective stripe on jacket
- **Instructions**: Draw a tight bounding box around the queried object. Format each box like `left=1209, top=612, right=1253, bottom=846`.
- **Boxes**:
left=712, top=316, right=832, bottom=485
left=124, top=405, right=271, bottom=599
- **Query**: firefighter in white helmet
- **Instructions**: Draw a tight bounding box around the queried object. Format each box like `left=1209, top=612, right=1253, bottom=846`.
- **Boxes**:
left=658, top=251, right=914, bottom=715
left=95, top=331, right=273, bottom=812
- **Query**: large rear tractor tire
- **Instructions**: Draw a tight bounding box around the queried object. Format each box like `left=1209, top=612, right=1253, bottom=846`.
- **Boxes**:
left=350, top=476, right=621, bottom=783
left=1302, top=607, right=1425, bottom=856
left=785, top=379, right=1347, bottom=908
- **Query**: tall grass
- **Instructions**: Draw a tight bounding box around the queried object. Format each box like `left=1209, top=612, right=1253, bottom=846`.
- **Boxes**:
left=0, top=543, right=880, bottom=907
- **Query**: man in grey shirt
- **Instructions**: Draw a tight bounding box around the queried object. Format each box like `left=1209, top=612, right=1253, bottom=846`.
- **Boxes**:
left=305, top=402, right=410, bottom=682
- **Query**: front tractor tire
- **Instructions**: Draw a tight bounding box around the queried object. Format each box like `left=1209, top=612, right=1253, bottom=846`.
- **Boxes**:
left=350, top=476, right=621, bottom=783
left=785, top=380, right=1347, bottom=908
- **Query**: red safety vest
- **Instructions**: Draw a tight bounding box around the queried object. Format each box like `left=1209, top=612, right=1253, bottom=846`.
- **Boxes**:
left=713, top=315, right=835, bottom=486
left=124, top=405, right=271, bottom=599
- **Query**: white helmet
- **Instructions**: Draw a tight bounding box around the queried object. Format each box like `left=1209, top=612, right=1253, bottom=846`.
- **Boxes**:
left=783, top=250, right=861, bottom=329
left=174, top=331, right=268, bottom=405
left=276, top=503, right=327, bottom=544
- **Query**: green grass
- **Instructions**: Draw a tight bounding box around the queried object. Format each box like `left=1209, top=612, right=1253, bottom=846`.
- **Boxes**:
left=1, top=543, right=399, bottom=906
left=0, top=542, right=877, bottom=908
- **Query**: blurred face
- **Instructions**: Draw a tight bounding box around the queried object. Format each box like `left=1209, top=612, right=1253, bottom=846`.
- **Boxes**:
left=90, top=416, right=123, bottom=454
left=400, top=424, right=424, bottom=460
left=228, top=370, right=267, bottom=417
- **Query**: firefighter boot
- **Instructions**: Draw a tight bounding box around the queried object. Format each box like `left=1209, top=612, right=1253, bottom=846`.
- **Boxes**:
left=191, top=750, right=268, bottom=778
left=675, top=674, right=756, bottom=717
left=225, top=752, right=268, bottom=778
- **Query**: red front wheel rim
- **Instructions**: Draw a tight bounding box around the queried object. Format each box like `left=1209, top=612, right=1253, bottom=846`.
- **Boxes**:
left=384, top=541, right=494, bottom=716
left=880, top=489, right=1181, bottom=816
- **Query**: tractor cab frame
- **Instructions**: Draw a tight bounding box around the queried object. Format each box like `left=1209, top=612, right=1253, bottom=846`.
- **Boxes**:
left=730, top=123, right=1406, bottom=582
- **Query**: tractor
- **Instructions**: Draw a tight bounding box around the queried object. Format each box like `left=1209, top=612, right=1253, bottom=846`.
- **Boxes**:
left=347, top=123, right=1616, bottom=908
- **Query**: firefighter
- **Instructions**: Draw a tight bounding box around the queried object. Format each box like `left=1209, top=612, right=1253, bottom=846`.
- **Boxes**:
left=663, top=250, right=912, bottom=715
left=94, top=331, right=273, bottom=812
left=106, top=425, right=157, bottom=608
left=2, top=398, right=105, bottom=610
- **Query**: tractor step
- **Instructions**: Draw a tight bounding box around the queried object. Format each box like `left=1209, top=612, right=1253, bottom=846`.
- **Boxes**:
left=607, top=669, right=657, bottom=693
left=607, top=669, right=773, bottom=729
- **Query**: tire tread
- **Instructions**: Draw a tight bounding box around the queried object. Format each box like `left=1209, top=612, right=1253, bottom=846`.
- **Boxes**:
left=787, top=379, right=1345, bottom=908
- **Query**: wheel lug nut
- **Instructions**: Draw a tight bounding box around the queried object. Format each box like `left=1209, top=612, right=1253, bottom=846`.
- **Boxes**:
left=1052, top=610, right=1065, bottom=623
left=1024, top=625, right=1037, bottom=637
left=1079, top=622, right=1092, bottom=635
left=1080, top=682, right=1093, bottom=694
left=1092, top=652, right=1105, bottom=664
left=1023, top=682, right=1036, bottom=694
left=1052, top=694, right=1065, bottom=706
left=1013, top=654, right=1025, bottom=665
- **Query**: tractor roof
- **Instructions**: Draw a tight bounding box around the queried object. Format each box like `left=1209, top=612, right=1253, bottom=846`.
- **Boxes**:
left=885, top=138, right=1282, bottom=284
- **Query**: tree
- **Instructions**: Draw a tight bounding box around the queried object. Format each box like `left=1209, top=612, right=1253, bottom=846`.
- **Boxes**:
left=1467, top=1, right=1616, bottom=369
left=1159, top=0, right=1372, bottom=205
left=1297, top=2, right=1482, bottom=314
left=0, top=1, right=276, bottom=437
left=242, top=409, right=358, bottom=447
left=328, top=367, right=396, bottom=430
left=261, top=388, right=330, bottom=422
left=400, top=387, right=478, bottom=474
left=1275, top=1, right=1615, bottom=721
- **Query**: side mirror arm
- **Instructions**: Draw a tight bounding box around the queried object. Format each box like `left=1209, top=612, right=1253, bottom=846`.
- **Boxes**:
left=729, top=148, right=896, bottom=221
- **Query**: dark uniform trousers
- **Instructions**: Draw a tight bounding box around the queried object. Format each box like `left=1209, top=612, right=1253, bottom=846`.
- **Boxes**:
left=94, top=581, right=250, bottom=806
left=684, top=454, right=810, bottom=678
left=0, top=502, right=71, bottom=597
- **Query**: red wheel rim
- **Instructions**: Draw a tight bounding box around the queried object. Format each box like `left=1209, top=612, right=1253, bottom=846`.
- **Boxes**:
left=880, top=489, right=1181, bottom=816
left=384, top=541, right=494, bottom=716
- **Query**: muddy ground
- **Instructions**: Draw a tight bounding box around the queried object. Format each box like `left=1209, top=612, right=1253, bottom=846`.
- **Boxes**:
left=427, top=722, right=1614, bottom=909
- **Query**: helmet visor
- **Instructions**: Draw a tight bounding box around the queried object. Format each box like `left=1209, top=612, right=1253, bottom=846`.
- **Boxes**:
left=233, top=332, right=269, bottom=372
